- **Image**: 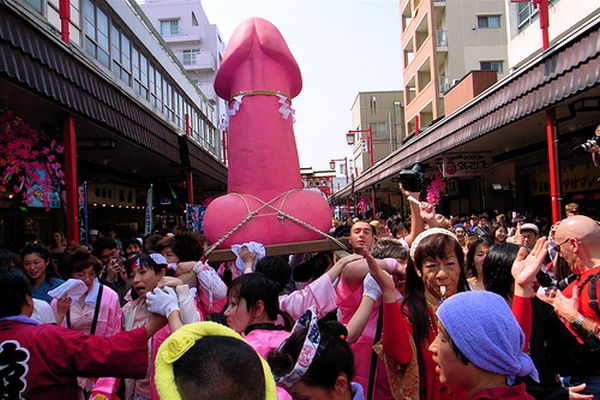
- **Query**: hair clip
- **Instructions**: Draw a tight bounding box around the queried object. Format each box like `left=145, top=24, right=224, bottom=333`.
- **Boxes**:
left=340, top=334, right=346, bottom=341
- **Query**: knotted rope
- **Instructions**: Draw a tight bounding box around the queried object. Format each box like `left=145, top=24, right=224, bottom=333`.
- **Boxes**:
left=204, top=189, right=348, bottom=256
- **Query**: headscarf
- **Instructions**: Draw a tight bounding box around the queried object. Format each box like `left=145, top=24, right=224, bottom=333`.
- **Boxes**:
left=436, top=291, right=539, bottom=384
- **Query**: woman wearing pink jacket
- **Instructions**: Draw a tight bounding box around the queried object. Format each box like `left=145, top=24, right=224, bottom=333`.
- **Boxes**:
left=51, top=247, right=122, bottom=397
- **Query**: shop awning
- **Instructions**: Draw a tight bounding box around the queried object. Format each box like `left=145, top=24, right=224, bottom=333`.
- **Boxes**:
left=332, top=12, right=600, bottom=201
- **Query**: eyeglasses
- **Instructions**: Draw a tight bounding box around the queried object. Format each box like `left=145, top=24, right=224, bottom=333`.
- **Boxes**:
left=548, top=237, right=571, bottom=259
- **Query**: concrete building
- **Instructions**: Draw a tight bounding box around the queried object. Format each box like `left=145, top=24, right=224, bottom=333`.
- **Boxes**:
left=348, top=91, right=404, bottom=176
left=400, top=0, right=508, bottom=136
left=137, top=0, right=227, bottom=129
left=332, top=4, right=600, bottom=219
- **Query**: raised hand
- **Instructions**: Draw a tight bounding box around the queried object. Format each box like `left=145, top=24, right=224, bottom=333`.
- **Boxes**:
left=512, top=237, right=548, bottom=297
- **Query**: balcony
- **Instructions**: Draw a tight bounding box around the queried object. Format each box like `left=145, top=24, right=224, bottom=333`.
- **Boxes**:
left=179, top=51, right=217, bottom=72
left=436, top=29, right=448, bottom=50
left=161, top=26, right=203, bottom=44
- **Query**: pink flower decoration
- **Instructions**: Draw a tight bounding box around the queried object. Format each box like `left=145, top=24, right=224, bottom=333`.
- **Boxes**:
left=426, top=174, right=446, bottom=207
left=0, top=110, right=64, bottom=208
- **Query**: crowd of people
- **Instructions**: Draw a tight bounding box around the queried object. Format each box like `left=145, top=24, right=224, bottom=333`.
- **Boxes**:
left=1, top=188, right=599, bottom=400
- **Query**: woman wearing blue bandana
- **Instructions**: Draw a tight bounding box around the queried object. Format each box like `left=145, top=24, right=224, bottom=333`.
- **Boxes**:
left=430, top=291, right=538, bottom=399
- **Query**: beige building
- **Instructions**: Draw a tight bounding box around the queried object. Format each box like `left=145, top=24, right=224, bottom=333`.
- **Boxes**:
left=400, top=0, right=508, bottom=136
left=505, top=0, right=600, bottom=69
left=348, top=91, right=404, bottom=176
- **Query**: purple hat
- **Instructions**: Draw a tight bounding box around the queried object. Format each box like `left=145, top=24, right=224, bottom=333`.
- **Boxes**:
left=436, top=291, right=539, bottom=384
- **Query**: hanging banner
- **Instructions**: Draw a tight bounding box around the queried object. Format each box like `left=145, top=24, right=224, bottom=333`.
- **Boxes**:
left=144, top=184, right=153, bottom=236
left=26, top=169, right=61, bottom=208
left=78, top=182, right=88, bottom=245
left=186, top=204, right=207, bottom=233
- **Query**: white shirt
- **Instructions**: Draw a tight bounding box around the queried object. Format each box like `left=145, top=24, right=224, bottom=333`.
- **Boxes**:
left=31, top=298, right=56, bottom=324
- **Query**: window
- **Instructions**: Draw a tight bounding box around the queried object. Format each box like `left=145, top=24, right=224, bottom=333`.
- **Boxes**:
left=110, top=25, right=131, bottom=84
left=84, top=0, right=110, bottom=67
left=182, top=49, right=201, bottom=66
left=160, top=19, right=180, bottom=37
left=191, top=11, right=199, bottom=26
left=480, top=61, right=504, bottom=74
left=370, top=122, right=386, bottom=136
left=370, top=96, right=377, bottom=114
left=24, top=0, right=42, bottom=13
left=477, top=15, right=501, bottom=28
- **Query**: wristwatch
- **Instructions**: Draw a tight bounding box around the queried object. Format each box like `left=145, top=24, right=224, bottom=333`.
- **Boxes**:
left=571, top=314, right=585, bottom=330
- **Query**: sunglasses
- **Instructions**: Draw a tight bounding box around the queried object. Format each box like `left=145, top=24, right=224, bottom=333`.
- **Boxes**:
left=547, top=237, right=570, bottom=260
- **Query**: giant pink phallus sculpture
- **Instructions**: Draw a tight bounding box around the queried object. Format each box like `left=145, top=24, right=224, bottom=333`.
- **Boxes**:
left=202, top=17, right=332, bottom=249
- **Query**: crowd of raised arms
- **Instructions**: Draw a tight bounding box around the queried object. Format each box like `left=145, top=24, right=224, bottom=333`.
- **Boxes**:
left=1, top=188, right=600, bottom=400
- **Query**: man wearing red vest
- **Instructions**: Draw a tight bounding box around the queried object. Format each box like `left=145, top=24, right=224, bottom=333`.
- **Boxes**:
left=0, top=267, right=167, bottom=400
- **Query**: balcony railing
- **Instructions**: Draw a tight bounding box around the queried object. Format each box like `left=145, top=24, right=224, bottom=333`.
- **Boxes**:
left=436, top=29, right=448, bottom=49
left=433, top=0, right=446, bottom=6
left=179, top=51, right=217, bottom=71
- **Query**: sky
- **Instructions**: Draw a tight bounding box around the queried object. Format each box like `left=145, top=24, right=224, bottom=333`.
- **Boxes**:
left=201, top=0, right=404, bottom=171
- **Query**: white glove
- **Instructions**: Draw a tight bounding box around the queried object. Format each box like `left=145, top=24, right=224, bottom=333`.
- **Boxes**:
left=363, top=273, right=383, bottom=301
left=146, top=287, right=180, bottom=317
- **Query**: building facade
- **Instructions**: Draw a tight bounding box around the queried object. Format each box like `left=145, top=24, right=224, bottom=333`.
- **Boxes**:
left=137, top=0, right=227, bottom=129
left=300, top=167, right=337, bottom=197
left=0, top=0, right=227, bottom=248
left=332, top=3, right=600, bottom=220
left=348, top=91, right=404, bottom=176
left=400, top=0, right=508, bottom=135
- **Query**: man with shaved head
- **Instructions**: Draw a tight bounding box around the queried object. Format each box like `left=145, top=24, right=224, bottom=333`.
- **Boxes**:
left=551, top=215, right=600, bottom=397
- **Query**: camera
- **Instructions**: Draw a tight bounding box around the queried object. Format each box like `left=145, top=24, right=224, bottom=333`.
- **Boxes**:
left=573, top=136, right=600, bottom=155
left=399, top=162, right=425, bottom=192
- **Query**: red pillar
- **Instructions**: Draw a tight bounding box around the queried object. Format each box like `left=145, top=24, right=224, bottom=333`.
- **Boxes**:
left=546, top=109, right=561, bottom=222
left=368, top=127, right=374, bottom=168
left=537, top=0, right=561, bottom=221
left=187, top=171, right=194, bottom=205
left=371, top=186, right=377, bottom=219
left=59, top=0, right=70, bottom=43
left=60, top=0, right=78, bottom=243
left=64, top=115, right=79, bottom=244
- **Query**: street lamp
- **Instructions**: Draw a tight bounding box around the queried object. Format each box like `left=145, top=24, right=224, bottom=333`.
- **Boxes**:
left=346, top=127, right=376, bottom=218
left=329, top=157, right=348, bottom=185
left=347, top=127, right=374, bottom=168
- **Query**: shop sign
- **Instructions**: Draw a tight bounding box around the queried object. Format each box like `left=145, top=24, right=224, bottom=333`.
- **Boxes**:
left=437, top=153, right=493, bottom=178
left=531, top=161, right=600, bottom=195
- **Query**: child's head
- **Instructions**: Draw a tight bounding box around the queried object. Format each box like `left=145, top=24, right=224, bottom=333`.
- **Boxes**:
left=225, top=273, right=280, bottom=334
left=125, top=253, right=166, bottom=298
left=268, top=311, right=354, bottom=398
left=430, top=291, right=537, bottom=391
left=155, top=322, right=277, bottom=400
